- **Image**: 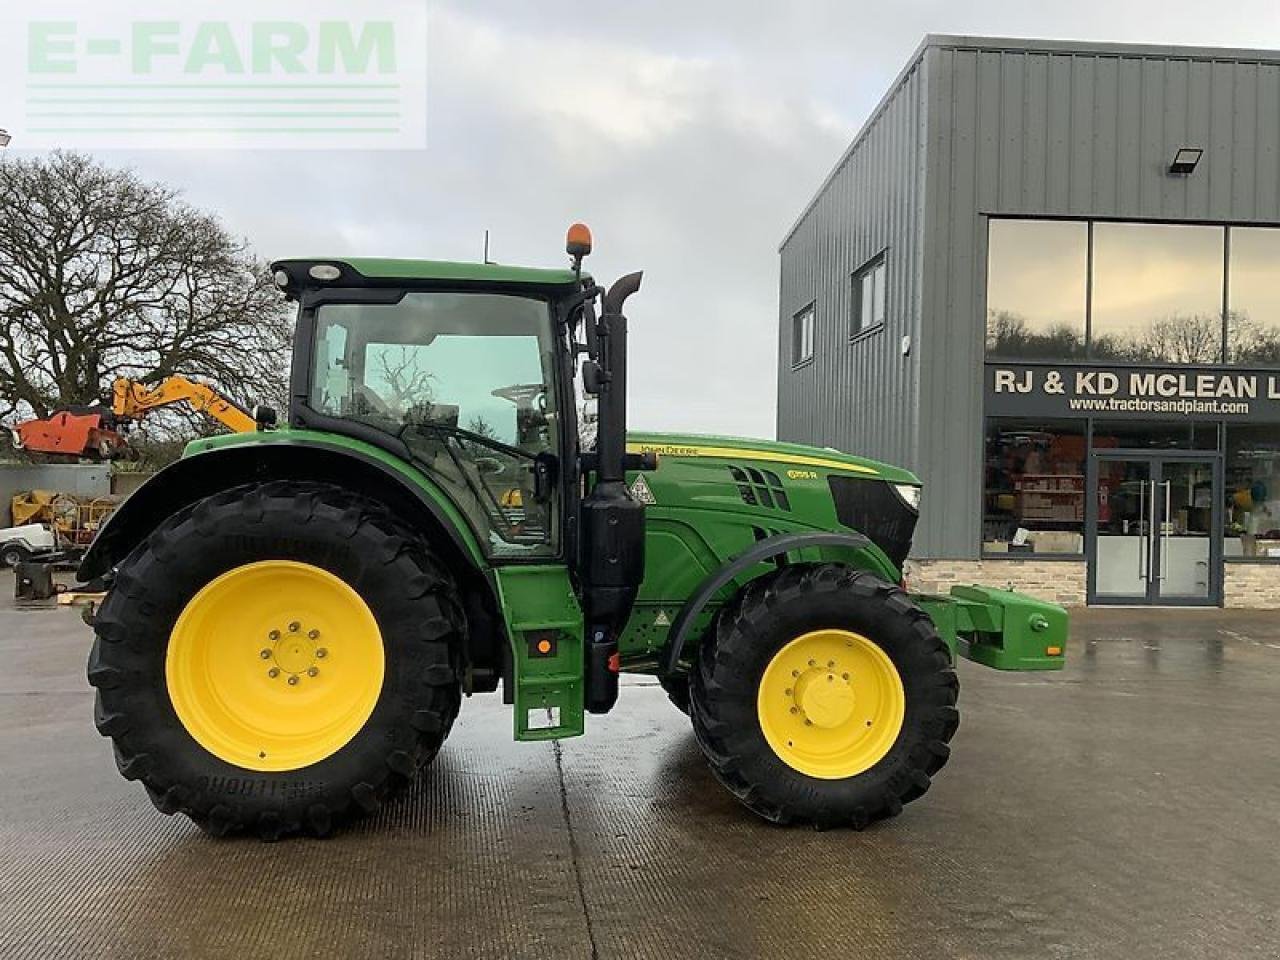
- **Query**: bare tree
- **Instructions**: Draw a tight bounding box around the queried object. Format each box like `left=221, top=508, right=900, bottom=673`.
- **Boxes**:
left=466, top=414, right=496, bottom=438
left=1135, top=313, right=1222, bottom=364
left=986, top=310, right=1086, bottom=360
left=0, top=152, right=291, bottom=430
left=371, top=346, right=435, bottom=415
left=1227, top=311, right=1280, bottom=364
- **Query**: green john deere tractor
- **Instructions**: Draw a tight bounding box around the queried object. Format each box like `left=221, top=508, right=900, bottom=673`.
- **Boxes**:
left=82, top=225, right=1067, bottom=839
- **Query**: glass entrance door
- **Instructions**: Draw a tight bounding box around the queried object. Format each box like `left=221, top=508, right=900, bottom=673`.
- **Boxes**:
left=1156, top=460, right=1216, bottom=602
left=1093, top=457, right=1154, bottom=602
left=1090, top=455, right=1220, bottom=605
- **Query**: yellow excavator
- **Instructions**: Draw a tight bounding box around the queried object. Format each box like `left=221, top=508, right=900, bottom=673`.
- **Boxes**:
left=12, top=375, right=255, bottom=460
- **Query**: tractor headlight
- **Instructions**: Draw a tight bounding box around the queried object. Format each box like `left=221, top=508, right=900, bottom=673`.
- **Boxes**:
left=890, top=483, right=922, bottom=513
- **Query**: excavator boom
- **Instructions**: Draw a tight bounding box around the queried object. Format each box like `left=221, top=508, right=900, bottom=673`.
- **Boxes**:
left=111, top=377, right=256, bottom=434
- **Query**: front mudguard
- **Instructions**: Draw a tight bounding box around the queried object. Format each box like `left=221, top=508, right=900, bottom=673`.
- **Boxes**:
left=914, top=585, right=1068, bottom=671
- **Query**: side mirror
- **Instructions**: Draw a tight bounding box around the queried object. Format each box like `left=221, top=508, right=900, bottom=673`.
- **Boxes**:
left=581, top=360, right=604, bottom=395
left=252, top=405, right=278, bottom=431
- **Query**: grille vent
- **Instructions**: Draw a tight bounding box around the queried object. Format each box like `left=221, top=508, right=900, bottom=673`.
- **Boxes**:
left=729, top=466, right=792, bottom=511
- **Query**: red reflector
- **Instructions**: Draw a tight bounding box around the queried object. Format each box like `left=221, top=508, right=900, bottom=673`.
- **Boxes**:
left=607, top=652, right=621, bottom=673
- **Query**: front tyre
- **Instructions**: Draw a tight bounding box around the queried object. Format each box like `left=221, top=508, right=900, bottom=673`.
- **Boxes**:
left=690, top=565, right=958, bottom=829
left=88, top=481, right=465, bottom=839
left=2, top=544, right=29, bottom=568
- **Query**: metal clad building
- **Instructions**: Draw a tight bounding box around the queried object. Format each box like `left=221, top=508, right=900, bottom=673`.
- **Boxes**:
left=778, top=52, right=927, bottom=475
left=779, top=36, right=1280, bottom=607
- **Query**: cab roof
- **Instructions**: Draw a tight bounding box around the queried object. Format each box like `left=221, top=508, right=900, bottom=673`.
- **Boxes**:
left=271, top=257, right=582, bottom=294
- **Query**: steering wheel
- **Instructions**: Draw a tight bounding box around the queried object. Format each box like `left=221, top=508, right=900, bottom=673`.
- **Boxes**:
left=491, top=383, right=547, bottom=412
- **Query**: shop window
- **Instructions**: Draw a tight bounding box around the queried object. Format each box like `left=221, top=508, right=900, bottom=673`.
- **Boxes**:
left=983, top=419, right=1086, bottom=555
left=792, top=303, right=815, bottom=366
left=985, top=219, right=1087, bottom=360
left=1227, top=227, right=1280, bottom=365
left=1223, top=425, right=1280, bottom=559
left=852, top=255, right=886, bottom=335
left=1091, top=223, right=1225, bottom=363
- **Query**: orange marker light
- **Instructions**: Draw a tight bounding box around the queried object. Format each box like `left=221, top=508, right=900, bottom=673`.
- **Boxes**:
left=1046, top=646, right=1062, bottom=656
left=537, top=638, right=553, bottom=655
left=566, top=222, right=593, bottom=257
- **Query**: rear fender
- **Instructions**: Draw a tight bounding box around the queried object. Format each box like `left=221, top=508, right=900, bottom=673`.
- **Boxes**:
left=80, top=439, right=486, bottom=580
left=658, top=531, right=881, bottom=676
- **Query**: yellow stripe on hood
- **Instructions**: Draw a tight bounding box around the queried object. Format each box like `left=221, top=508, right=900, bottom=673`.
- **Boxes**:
left=626, top=442, right=878, bottom=476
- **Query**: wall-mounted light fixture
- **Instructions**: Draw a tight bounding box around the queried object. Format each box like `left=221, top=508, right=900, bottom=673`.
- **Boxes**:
left=0, top=130, right=11, bottom=148
left=1169, top=147, right=1203, bottom=175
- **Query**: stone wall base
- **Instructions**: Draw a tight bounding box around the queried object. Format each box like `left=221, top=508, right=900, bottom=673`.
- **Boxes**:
left=905, top=559, right=1085, bottom=607
left=906, top=558, right=1280, bottom=608
left=1223, top=564, right=1280, bottom=608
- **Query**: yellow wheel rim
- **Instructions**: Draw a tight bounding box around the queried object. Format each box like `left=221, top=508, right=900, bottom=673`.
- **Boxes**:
left=757, top=629, right=905, bottom=780
left=166, top=560, right=385, bottom=772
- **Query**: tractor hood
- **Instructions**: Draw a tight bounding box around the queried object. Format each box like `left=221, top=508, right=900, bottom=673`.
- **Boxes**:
left=624, top=432, right=922, bottom=574
left=625, top=433, right=920, bottom=486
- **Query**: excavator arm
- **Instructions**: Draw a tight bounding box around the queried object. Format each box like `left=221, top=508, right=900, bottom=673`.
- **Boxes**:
left=111, top=376, right=256, bottom=434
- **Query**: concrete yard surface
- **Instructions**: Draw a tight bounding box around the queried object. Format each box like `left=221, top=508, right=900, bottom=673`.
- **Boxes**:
left=0, top=573, right=1277, bottom=959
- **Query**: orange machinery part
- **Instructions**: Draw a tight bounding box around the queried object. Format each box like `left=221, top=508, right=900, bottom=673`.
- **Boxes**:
left=13, top=412, right=125, bottom=458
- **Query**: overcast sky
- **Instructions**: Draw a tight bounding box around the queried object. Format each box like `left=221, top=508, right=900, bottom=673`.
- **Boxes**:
left=18, top=1, right=1280, bottom=438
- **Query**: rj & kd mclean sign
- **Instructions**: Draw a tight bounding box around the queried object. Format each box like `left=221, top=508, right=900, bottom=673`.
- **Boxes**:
left=985, top=362, right=1280, bottom=422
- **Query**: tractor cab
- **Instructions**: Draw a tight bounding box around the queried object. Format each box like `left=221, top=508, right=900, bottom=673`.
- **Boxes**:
left=283, top=276, right=569, bottom=558
left=270, top=229, right=649, bottom=715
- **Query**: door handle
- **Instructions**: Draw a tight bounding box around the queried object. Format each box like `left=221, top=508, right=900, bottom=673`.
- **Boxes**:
left=1158, top=480, right=1171, bottom=582
left=1137, top=479, right=1148, bottom=580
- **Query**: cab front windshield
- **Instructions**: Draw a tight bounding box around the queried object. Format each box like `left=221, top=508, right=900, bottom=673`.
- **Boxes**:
left=309, top=291, right=560, bottom=557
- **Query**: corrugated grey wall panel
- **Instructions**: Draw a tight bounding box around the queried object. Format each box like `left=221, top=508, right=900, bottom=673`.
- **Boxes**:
left=781, top=37, right=1280, bottom=558
left=917, top=46, right=988, bottom=557
left=776, top=56, right=929, bottom=475
left=1260, top=68, right=1280, bottom=213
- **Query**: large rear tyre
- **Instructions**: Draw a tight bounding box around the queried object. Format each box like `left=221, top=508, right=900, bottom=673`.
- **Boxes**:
left=690, top=565, right=958, bottom=829
left=88, top=481, right=465, bottom=839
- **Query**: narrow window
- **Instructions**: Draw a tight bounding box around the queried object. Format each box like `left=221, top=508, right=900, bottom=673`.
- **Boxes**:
left=792, top=303, right=815, bottom=365
left=852, top=254, right=887, bottom=335
left=1227, top=226, right=1280, bottom=365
